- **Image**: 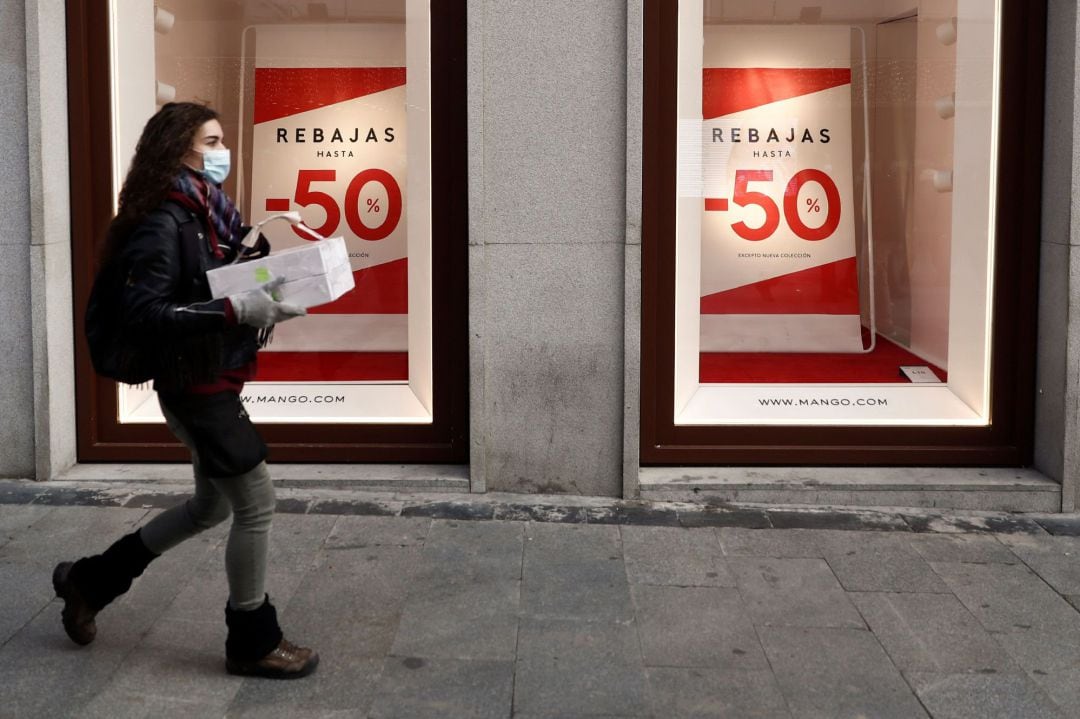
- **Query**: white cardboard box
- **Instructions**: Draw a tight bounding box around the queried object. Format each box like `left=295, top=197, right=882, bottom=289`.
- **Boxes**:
left=276, top=260, right=355, bottom=309
left=206, top=237, right=354, bottom=309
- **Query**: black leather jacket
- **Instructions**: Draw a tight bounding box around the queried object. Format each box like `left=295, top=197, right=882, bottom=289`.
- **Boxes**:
left=119, top=201, right=260, bottom=391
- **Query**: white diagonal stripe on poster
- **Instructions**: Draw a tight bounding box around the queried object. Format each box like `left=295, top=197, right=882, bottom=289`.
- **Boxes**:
left=263, top=314, right=408, bottom=352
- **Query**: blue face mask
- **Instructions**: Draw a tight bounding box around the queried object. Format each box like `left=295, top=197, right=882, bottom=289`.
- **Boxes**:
left=199, top=148, right=231, bottom=185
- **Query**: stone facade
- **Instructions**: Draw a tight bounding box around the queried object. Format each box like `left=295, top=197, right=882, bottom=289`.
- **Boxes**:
left=2, top=0, right=1078, bottom=507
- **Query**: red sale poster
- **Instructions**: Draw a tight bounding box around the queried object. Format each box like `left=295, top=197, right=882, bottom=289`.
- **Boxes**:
left=699, top=26, right=863, bottom=354
left=248, top=24, right=409, bottom=383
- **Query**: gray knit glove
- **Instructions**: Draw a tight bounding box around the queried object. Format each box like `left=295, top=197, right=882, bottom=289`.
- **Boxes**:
left=229, top=277, right=306, bottom=329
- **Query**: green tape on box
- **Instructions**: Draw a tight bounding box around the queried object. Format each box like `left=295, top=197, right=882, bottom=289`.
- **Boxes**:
left=254, top=266, right=281, bottom=301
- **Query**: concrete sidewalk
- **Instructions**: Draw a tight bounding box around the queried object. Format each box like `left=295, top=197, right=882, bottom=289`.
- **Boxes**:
left=2, top=497, right=1080, bottom=718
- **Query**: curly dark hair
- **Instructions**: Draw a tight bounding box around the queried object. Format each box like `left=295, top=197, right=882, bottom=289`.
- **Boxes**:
left=101, top=102, right=219, bottom=264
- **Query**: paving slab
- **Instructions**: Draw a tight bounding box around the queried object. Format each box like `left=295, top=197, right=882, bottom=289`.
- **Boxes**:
left=906, top=533, right=1019, bottom=565
left=644, top=667, right=792, bottom=718
left=265, top=512, right=339, bottom=567
left=79, top=689, right=232, bottom=719
left=0, top=604, right=147, bottom=717
left=996, top=533, right=1080, bottom=595
left=716, top=527, right=824, bottom=558
left=851, top=592, right=1018, bottom=674
left=324, top=515, right=431, bottom=549
left=1023, top=665, right=1080, bottom=715
left=94, top=617, right=242, bottom=705
left=816, top=531, right=950, bottom=593
left=0, top=505, right=149, bottom=567
left=390, top=580, right=520, bottom=660
left=367, top=656, right=514, bottom=719
left=631, top=585, right=768, bottom=670
left=521, top=565, right=634, bottom=623
left=991, top=630, right=1080, bottom=712
left=0, top=504, right=53, bottom=547
left=906, top=672, right=1065, bottom=719
left=931, top=562, right=1080, bottom=635
left=291, top=548, right=422, bottom=625
left=523, top=523, right=633, bottom=622
left=620, top=526, right=733, bottom=587
left=728, top=557, right=864, bottom=629
left=758, top=626, right=928, bottom=719
left=514, top=617, right=648, bottom=717
left=0, top=561, right=56, bottom=645
left=227, top=655, right=385, bottom=716
left=419, top=519, right=524, bottom=585
left=524, top=522, right=623, bottom=569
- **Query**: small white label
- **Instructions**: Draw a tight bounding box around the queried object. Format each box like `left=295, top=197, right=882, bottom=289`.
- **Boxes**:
left=900, top=366, right=941, bottom=384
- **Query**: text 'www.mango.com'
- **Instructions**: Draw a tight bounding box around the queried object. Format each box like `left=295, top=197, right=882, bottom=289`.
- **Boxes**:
left=758, top=398, right=889, bottom=407
left=241, top=395, right=347, bottom=405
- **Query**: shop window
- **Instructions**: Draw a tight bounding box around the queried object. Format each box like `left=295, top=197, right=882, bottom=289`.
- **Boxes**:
left=69, top=0, right=468, bottom=462
left=642, top=0, right=1045, bottom=464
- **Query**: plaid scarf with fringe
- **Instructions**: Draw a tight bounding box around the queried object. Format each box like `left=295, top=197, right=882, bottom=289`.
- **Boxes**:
left=167, top=169, right=244, bottom=259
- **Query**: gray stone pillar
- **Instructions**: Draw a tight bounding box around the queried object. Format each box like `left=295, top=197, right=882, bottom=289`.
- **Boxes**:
left=1036, top=0, right=1080, bottom=510
left=469, top=1, right=629, bottom=496
left=26, top=0, right=76, bottom=481
left=0, top=0, right=35, bottom=479
left=0, top=0, right=75, bottom=481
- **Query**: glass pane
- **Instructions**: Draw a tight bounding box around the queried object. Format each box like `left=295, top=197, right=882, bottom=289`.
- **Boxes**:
left=108, top=0, right=433, bottom=424
left=676, top=0, right=1000, bottom=426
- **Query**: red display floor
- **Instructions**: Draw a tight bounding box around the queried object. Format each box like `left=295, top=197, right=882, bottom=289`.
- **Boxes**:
left=256, top=352, right=409, bottom=382
left=700, top=334, right=947, bottom=384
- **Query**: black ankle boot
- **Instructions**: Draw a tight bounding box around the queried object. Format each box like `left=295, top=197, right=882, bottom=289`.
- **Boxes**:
left=225, top=597, right=318, bottom=679
left=53, top=530, right=159, bottom=645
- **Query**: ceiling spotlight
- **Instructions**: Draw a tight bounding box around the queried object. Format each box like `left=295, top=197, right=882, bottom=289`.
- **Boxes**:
left=154, top=7, right=175, bottom=34
left=934, top=93, right=956, bottom=120
left=155, top=81, right=176, bottom=104
left=936, top=18, right=957, bottom=46
left=932, top=170, right=954, bottom=193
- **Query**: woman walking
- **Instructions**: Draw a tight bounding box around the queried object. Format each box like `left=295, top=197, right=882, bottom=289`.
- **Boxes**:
left=53, top=102, right=318, bottom=679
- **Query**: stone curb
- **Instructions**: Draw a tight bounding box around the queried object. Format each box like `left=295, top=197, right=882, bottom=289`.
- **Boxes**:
left=2, top=479, right=1079, bottom=536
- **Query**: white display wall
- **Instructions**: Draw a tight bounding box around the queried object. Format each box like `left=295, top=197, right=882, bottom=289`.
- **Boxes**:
left=109, top=0, right=434, bottom=424
left=674, top=0, right=1002, bottom=426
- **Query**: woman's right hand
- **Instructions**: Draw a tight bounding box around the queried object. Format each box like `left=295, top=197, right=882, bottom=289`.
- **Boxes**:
left=229, top=278, right=306, bottom=328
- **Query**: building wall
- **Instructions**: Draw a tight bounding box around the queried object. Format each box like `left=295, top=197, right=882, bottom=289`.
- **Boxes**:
left=3, top=0, right=1079, bottom=507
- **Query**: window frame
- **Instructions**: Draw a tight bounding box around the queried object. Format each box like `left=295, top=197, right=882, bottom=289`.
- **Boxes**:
left=68, top=0, right=469, bottom=463
left=640, top=0, right=1046, bottom=466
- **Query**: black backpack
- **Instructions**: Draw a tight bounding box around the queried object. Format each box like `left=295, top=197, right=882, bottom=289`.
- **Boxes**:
left=85, top=254, right=155, bottom=384
left=85, top=203, right=200, bottom=384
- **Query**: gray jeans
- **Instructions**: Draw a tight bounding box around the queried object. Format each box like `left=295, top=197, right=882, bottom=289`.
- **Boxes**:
left=139, top=398, right=275, bottom=611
